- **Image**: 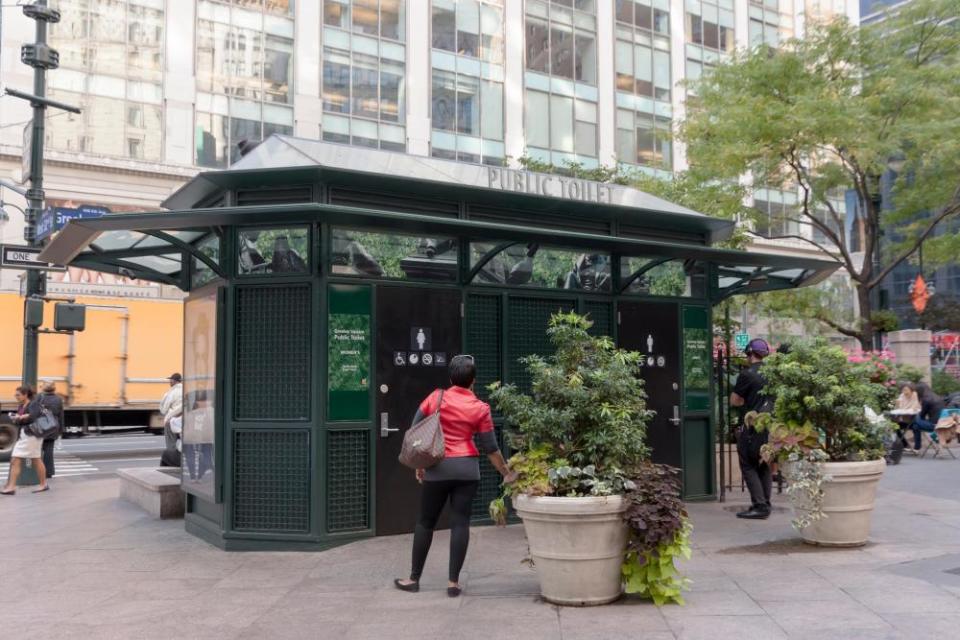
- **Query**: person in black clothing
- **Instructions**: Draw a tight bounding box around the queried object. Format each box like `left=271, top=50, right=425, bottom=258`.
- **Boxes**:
left=730, top=338, right=773, bottom=519
left=911, top=383, right=944, bottom=450
left=38, top=381, right=65, bottom=478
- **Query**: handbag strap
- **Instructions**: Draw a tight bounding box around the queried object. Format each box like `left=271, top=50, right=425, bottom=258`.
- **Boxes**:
left=434, top=389, right=445, bottom=416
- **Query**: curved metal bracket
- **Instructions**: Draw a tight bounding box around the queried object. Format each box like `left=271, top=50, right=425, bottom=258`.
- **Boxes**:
left=144, top=230, right=226, bottom=279
left=618, top=256, right=674, bottom=294
left=465, top=241, right=523, bottom=284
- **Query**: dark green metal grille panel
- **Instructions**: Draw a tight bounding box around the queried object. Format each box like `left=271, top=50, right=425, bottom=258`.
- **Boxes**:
left=232, top=430, right=310, bottom=532
left=506, top=296, right=575, bottom=393
left=472, top=423, right=506, bottom=520
left=465, top=294, right=502, bottom=402
left=234, top=285, right=311, bottom=420
left=327, top=430, right=370, bottom=533
left=584, top=301, right=613, bottom=337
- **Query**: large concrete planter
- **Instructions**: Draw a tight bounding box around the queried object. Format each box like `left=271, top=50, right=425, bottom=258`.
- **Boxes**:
left=788, top=458, right=886, bottom=547
left=513, top=494, right=629, bottom=606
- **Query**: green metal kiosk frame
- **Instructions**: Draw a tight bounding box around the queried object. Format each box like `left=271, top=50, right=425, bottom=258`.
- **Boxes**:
left=41, top=137, right=837, bottom=551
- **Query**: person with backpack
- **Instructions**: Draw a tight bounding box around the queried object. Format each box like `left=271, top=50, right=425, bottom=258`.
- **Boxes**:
left=38, top=381, right=65, bottom=478
left=730, top=338, right=773, bottom=520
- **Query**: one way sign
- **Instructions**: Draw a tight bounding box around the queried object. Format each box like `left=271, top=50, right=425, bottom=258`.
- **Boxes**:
left=0, top=244, right=65, bottom=271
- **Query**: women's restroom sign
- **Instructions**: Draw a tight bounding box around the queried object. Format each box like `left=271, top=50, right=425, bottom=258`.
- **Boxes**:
left=411, top=327, right=432, bottom=351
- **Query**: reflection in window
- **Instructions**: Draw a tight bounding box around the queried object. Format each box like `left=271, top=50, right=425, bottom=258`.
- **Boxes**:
left=331, top=229, right=458, bottom=282
left=324, top=0, right=405, bottom=41
left=195, top=1, right=295, bottom=167
left=748, top=0, right=793, bottom=48
left=685, top=1, right=735, bottom=53
left=432, top=0, right=504, bottom=63
left=622, top=258, right=705, bottom=297
left=192, top=234, right=221, bottom=289
left=471, top=244, right=611, bottom=292
left=238, top=227, right=310, bottom=275
left=616, top=110, right=672, bottom=170
left=526, top=90, right=597, bottom=161
left=525, top=1, right=597, bottom=85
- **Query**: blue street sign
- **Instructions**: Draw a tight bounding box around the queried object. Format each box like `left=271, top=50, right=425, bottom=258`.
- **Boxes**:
left=37, top=204, right=110, bottom=240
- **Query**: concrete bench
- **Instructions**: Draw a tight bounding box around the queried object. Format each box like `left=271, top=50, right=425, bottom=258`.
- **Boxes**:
left=118, top=467, right=185, bottom=519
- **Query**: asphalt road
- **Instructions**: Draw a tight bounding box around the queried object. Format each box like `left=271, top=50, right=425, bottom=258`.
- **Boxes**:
left=1, top=433, right=165, bottom=482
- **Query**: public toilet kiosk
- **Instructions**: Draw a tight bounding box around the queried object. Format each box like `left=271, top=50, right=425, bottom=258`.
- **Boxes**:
left=41, top=137, right=837, bottom=550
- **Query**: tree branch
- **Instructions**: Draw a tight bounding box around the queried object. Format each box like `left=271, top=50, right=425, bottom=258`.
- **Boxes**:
left=815, top=314, right=863, bottom=340
left=868, top=195, right=960, bottom=288
left=759, top=232, right=846, bottom=265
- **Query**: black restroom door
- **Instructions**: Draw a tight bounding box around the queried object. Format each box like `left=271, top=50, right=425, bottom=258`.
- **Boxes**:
left=375, top=286, right=462, bottom=535
left=618, top=301, right=682, bottom=468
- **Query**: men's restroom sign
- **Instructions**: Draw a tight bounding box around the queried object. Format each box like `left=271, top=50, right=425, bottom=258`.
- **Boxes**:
left=411, top=327, right=432, bottom=352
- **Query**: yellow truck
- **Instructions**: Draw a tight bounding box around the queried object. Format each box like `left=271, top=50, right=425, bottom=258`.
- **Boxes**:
left=0, top=291, right=183, bottom=461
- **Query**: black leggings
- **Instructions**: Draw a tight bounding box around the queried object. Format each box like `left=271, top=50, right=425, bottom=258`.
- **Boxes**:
left=410, top=479, right=479, bottom=583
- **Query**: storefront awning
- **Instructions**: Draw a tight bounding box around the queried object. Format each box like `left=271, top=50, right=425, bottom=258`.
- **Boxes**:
left=39, top=202, right=838, bottom=297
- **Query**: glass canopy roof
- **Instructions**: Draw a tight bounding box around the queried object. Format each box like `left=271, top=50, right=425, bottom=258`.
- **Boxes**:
left=39, top=203, right=838, bottom=298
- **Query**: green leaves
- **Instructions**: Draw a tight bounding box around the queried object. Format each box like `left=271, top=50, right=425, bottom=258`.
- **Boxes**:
left=489, top=312, right=652, bottom=474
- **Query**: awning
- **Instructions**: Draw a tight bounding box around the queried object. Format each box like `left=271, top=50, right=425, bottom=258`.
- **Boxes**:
left=39, top=202, right=838, bottom=298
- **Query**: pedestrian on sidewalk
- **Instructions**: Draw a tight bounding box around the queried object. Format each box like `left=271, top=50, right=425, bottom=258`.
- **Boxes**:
left=1, top=386, right=49, bottom=495
left=38, top=380, right=65, bottom=478
left=394, top=355, right=517, bottom=598
left=159, top=373, right=183, bottom=467
left=730, top=338, right=773, bottom=520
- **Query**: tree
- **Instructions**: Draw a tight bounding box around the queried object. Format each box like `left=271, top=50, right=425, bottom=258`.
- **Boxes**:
left=679, top=0, right=960, bottom=348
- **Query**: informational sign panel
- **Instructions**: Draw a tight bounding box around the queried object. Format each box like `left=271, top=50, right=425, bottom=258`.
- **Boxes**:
left=1, top=244, right=66, bottom=271
left=683, top=306, right=711, bottom=412
left=734, top=332, right=750, bottom=352
left=36, top=204, right=109, bottom=240
left=182, top=285, right=221, bottom=502
left=328, top=284, right=371, bottom=421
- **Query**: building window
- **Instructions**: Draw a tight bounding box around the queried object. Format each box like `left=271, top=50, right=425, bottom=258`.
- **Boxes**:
left=749, top=0, right=794, bottom=48
left=430, top=1, right=505, bottom=166
left=616, top=0, right=670, bottom=35
left=752, top=188, right=801, bottom=237
left=46, top=0, right=165, bottom=162
left=195, top=1, right=295, bottom=167
left=525, top=0, right=597, bottom=85
left=324, top=0, right=405, bottom=42
left=432, top=0, right=503, bottom=63
left=615, top=40, right=671, bottom=102
left=321, top=1, right=407, bottom=152
left=615, top=109, right=671, bottom=170
left=526, top=89, right=597, bottom=160
left=685, top=0, right=735, bottom=52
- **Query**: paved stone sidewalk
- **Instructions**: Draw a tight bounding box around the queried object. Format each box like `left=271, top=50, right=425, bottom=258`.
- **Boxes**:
left=2, top=455, right=959, bottom=639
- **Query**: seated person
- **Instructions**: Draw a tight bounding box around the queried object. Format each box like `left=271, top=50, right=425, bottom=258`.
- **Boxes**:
left=895, top=384, right=921, bottom=413
left=911, top=383, right=944, bottom=450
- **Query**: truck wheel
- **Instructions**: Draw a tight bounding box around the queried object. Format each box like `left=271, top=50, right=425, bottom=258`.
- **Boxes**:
left=0, top=415, right=16, bottom=463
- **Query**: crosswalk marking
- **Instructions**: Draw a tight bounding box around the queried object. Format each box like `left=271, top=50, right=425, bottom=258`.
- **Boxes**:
left=0, top=452, right=99, bottom=482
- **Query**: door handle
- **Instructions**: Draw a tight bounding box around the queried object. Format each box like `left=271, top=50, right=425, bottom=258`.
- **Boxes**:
left=669, top=405, right=681, bottom=426
left=380, top=412, right=399, bottom=438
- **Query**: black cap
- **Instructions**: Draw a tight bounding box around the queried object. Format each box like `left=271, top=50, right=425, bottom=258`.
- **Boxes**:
left=168, top=373, right=182, bottom=383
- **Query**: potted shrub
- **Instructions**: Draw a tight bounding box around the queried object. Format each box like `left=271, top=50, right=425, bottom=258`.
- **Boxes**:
left=756, top=339, right=895, bottom=546
left=488, top=312, right=691, bottom=606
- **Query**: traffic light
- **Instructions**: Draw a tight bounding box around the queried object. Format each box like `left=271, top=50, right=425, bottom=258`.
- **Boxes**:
left=53, top=302, right=85, bottom=332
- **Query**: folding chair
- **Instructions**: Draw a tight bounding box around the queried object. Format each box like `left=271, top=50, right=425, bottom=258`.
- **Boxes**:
left=921, top=412, right=959, bottom=459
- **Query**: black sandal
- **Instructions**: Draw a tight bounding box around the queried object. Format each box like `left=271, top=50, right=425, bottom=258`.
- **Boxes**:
left=0, top=490, right=15, bottom=496
left=393, top=579, right=419, bottom=593
left=447, top=586, right=462, bottom=598
left=32, top=486, right=50, bottom=493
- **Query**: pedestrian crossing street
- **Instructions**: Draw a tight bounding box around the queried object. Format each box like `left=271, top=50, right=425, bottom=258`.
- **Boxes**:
left=0, top=451, right=99, bottom=483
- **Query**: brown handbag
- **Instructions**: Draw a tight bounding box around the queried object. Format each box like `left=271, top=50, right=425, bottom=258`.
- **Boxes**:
left=399, top=389, right=446, bottom=470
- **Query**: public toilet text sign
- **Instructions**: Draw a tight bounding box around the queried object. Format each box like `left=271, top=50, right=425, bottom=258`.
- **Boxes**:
left=486, top=167, right=614, bottom=204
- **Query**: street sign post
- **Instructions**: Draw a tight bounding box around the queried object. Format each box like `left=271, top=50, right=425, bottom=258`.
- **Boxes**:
left=734, top=332, right=750, bottom=352
left=1, top=244, right=66, bottom=271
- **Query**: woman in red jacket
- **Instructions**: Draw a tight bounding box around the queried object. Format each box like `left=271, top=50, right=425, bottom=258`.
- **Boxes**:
left=394, top=355, right=516, bottom=597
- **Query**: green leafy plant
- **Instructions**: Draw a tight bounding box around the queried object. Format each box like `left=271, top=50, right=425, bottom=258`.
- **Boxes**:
left=489, top=312, right=690, bottom=605
left=755, top=339, right=894, bottom=528
left=932, top=369, right=960, bottom=397
left=621, top=463, right=692, bottom=605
